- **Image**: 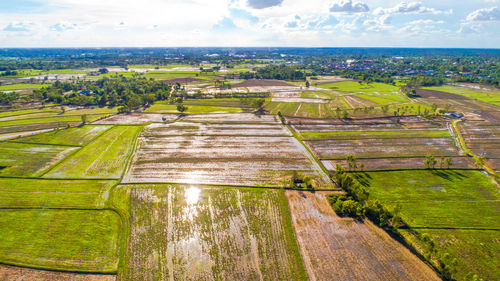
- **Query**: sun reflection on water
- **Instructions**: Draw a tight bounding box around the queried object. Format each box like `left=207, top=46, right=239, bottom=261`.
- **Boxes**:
left=185, top=186, right=201, bottom=205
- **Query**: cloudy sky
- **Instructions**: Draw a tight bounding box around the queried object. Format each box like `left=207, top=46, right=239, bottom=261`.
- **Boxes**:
left=1, top=0, right=499, bottom=48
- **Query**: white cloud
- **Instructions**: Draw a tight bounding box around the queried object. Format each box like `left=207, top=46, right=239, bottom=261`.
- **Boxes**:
left=50, top=22, right=78, bottom=31
left=466, top=6, right=500, bottom=21
left=3, top=21, right=36, bottom=32
left=374, top=2, right=452, bottom=15
left=330, top=0, right=369, bottom=13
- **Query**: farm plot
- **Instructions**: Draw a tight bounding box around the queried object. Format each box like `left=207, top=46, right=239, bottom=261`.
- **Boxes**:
left=0, top=122, right=81, bottom=136
left=422, top=85, right=500, bottom=106
left=356, top=170, right=500, bottom=280
left=265, top=101, right=349, bottom=119
left=317, top=81, right=408, bottom=105
left=0, top=209, right=121, bottom=272
left=124, top=133, right=331, bottom=187
left=0, top=142, right=77, bottom=177
left=0, top=264, right=116, bottom=281
left=182, top=113, right=280, bottom=124
left=16, top=125, right=111, bottom=146
left=306, top=137, right=459, bottom=159
left=322, top=156, right=474, bottom=171
left=399, top=229, right=500, bottom=281
left=459, top=122, right=500, bottom=168
left=44, top=126, right=141, bottom=179
left=285, top=190, right=439, bottom=281
left=354, top=170, right=500, bottom=229
left=145, top=103, right=242, bottom=114
left=0, top=178, right=117, bottom=208
left=142, top=121, right=291, bottom=136
left=94, top=113, right=178, bottom=125
left=122, top=185, right=306, bottom=280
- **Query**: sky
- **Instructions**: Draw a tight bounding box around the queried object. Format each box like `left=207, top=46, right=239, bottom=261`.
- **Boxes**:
left=0, top=0, right=499, bottom=48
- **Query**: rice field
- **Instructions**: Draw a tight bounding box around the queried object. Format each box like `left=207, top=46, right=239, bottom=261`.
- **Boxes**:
left=0, top=209, right=121, bottom=272
left=124, top=116, right=331, bottom=188
left=44, top=126, right=141, bottom=179
left=0, top=178, right=117, bottom=208
left=422, top=85, right=500, bottom=106
left=0, top=142, right=77, bottom=177
left=322, top=156, right=475, bottom=171
left=16, top=125, right=112, bottom=146
left=122, top=185, right=307, bottom=280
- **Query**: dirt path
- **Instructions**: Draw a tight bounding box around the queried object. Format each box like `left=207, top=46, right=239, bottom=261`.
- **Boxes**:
left=285, top=190, right=440, bottom=281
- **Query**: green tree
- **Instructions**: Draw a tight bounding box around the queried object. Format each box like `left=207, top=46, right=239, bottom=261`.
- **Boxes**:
left=176, top=104, right=188, bottom=113
left=81, top=114, right=87, bottom=125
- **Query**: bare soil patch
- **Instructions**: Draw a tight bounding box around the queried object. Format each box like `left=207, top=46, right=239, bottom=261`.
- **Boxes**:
left=322, top=156, right=475, bottom=171
left=416, top=88, right=469, bottom=100
left=232, top=79, right=291, bottom=88
left=285, top=190, right=439, bottom=281
left=93, top=113, right=178, bottom=125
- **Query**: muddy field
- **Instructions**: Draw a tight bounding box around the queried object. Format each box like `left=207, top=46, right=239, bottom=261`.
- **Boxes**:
left=0, top=264, right=115, bottom=281
left=416, top=88, right=469, bottom=100
left=123, top=185, right=306, bottom=280
left=143, top=122, right=291, bottom=136
left=285, top=190, right=439, bottom=281
left=94, top=113, right=178, bottom=125
left=306, top=137, right=459, bottom=159
left=232, top=79, right=291, bottom=88
left=182, top=113, right=280, bottom=124
left=322, top=156, right=475, bottom=171
left=459, top=122, right=500, bottom=162
left=124, top=132, right=330, bottom=187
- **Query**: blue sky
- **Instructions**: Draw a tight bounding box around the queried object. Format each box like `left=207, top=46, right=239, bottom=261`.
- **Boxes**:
left=0, top=0, right=499, bottom=47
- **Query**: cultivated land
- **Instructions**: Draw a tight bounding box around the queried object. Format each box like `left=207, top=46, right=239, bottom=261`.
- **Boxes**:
left=286, top=190, right=440, bottom=281
left=0, top=59, right=499, bottom=281
left=122, top=185, right=306, bottom=280
left=354, top=170, right=500, bottom=280
left=0, top=209, right=121, bottom=272
left=124, top=114, right=332, bottom=188
left=45, top=126, right=141, bottom=179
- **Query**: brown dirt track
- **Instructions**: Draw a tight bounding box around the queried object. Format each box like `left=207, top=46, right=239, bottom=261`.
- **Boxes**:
left=0, top=264, right=115, bottom=281
left=285, top=190, right=440, bottom=281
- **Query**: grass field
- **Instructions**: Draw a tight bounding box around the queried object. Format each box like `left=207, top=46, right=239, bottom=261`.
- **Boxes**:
left=145, top=102, right=242, bottom=114
left=0, top=142, right=77, bottom=177
left=422, top=85, right=500, bottom=106
left=0, top=209, right=121, bottom=272
left=44, top=126, right=141, bottom=179
left=0, top=178, right=117, bottom=208
left=315, top=81, right=408, bottom=105
left=122, top=185, right=306, bottom=280
left=354, top=170, right=499, bottom=228
left=353, top=169, right=500, bottom=281
left=17, top=125, right=112, bottom=146
left=0, top=84, right=47, bottom=91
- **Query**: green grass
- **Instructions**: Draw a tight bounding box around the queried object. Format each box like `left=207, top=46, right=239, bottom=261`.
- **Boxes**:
left=315, top=81, right=408, bottom=105
left=300, top=130, right=451, bottom=141
left=145, top=103, right=242, bottom=114
left=0, top=107, right=59, bottom=118
left=354, top=170, right=500, bottom=228
left=0, top=142, right=77, bottom=177
left=17, top=125, right=112, bottom=146
left=127, top=64, right=193, bottom=69
left=0, top=84, right=47, bottom=90
left=184, top=98, right=255, bottom=108
left=0, top=178, right=117, bottom=208
left=0, top=209, right=121, bottom=272
left=45, top=69, right=89, bottom=74
left=0, top=114, right=108, bottom=127
left=44, top=126, right=141, bottom=179
left=400, top=228, right=500, bottom=281
left=422, top=85, right=500, bottom=106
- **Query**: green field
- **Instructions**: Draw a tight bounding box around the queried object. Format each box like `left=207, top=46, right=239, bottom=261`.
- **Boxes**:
left=422, top=85, right=500, bottom=106
left=0, top=84, right=47, bottom=90
left=0, top=142, right=77, bottom=177
left=17, top=125, right=111, bottom=146
left=0, top=178, right=117, bottom=208
left=315, top=81, right=408, bottom=105
left=355, top=170, right=499, bottom=228
left=145, top=102, right=242, bottom=114
left=0, top=209, right=121, bottom=272
left=44, top=126, right=140, bottom=178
